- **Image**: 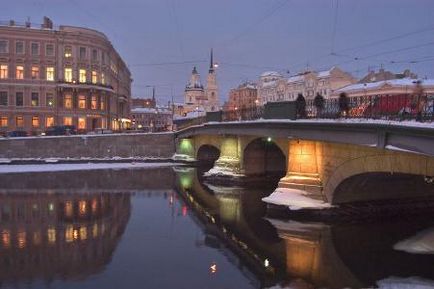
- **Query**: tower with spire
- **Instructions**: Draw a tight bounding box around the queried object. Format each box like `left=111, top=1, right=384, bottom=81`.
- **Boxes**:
left=183, top=49, right=220, bottom=112
left=206, top=49, right=219, bottom=111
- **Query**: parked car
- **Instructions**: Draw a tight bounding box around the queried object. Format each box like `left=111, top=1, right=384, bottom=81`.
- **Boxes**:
left=45, top=125, right=77, bottom=136
left=87, top=128, right=113, bottom=135
left=7, top=130, right=28, bottom=137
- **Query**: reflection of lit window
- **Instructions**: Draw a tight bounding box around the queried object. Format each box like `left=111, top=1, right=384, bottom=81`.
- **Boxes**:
left=79, top=200, right=87, bottom=215
left=91, top=199, right=98, bottom=213
left=80, top=227, right=87, bottom=240
left=65, top=225, right=73, bottom=242
left=17, top=230, right=26, bottom=249
left=101, top=223, right=106, bottom=235
left=2, top=230, right=10, bottom=248
left=48, top=227, right=56, bottom=244
left=65, top=201, right=73, bottom=217
left=73, top=229, right=79, bottom=241
left=48, top=203, right=54, bottom=211
left=92, top=223, right=98, bottom=238
left=33, top=231, right=41, bottom=245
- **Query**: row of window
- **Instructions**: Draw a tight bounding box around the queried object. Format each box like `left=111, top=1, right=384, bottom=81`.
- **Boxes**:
left=0, top=40, right=54, bottom=56
left=0, top=64, right=107, bottom=84
left=0, top=92, right=105, bottom=110
left=0, top=115, right=87, bottom=130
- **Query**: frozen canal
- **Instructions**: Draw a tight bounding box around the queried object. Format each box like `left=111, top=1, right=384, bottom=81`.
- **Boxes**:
left=0, top=165, right=433, bottom=289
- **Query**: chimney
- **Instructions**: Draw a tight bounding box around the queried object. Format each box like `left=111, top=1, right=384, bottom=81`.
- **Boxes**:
left=25, top=17, right=31, bottom=28
left=9, top=20, right=15, bottom=26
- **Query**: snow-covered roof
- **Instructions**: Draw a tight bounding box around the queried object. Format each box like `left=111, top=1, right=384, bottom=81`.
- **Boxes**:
left=260, top=80, right=278, bottom=88
left=260, top=71, right=282, bottom=78
left=287, top=75, right=304, bottom=83
left=131, top=107, right=171, bottom=114
left=336, top=78, right=434, bottom=93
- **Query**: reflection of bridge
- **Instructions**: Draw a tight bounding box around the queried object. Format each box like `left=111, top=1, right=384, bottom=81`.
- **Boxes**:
left=174, top=168, right=287, bottom=287
left=0, top=192, right=131, bottom=283
left=175, top=121, right=434, bottom=210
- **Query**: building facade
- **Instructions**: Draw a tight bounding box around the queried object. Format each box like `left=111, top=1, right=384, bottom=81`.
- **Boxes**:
left=358, top=68, right=418, bottom=84
left=0, top=17, right=132, bottom=135
left=224, top=82, right=258, bottom=111
left=184, top=49, right=219, bottom=112
left=257, top=67, right=356, bottom=104
left=131, top=107, right=172, bottom=132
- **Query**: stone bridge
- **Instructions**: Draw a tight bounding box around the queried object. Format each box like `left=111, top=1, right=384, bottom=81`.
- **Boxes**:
left=175, top=121, right=434, bottom=209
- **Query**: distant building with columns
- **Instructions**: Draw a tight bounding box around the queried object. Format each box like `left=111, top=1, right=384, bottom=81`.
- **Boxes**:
left=184, top=50, right=219, bottom=112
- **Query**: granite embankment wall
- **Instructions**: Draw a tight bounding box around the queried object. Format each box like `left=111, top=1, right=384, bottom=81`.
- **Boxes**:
left=0, top=132, right=175, bottom=159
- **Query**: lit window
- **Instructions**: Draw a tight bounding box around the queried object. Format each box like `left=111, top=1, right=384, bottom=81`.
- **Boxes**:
left=101, top=73, right=105, bottom=85
left=0, top=40, right=8, bottom=53
left=65, top=201, right=73, bottom=217
left=31, top=42, right=39, bottom=55
left=78, top=117, right=86, bottom=130
left=91, top=71, right=98, bottom=84
left=46, top=93, right=54, bottom=107
left=46, top=116, right=54, bottom=127
left=78, top=95, right=86, bottom=109
left=16, top=116, right=24, bottom=127
left=0, top=91, right=7, bottom=106
left=64, top=46, right=72, bottom=58
left=46, top=44, right=54, bottom=56
left=63, top=116, right=72, bottom=126
left=100, top=96, right=105, bottom=110
left=91, top=96, right=97, bottom=109
left=16, top=65, right=24, bottom=79
left=79, top=69, right=86, bottom=83
left=64, top=94, right=72, bottom=109
left=15, top=41, right=24, bottom=54
left=31, top=66, right=39, bottom=79
left=46, top=67, right=54, bottom=81
left=79, top=47, right=86, bottom=59
left=0, top=116, right=7, bottom=127
left=0, top=64, right=8, bottom=79
left=32, top=116, right=39, bottom=127
left=64, top=68, right=72, bottom=82
left=31, top=92, right=39, bottom=106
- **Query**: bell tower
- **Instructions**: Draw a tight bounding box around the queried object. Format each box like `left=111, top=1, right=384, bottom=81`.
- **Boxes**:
left=206, top=49, right=219, bottom=111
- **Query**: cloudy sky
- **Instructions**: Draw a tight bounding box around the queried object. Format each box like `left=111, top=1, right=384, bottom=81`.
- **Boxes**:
left=2, top=0, right=434, bottom=104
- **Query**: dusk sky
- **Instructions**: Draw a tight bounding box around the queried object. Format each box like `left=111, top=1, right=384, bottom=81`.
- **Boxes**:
left=2, top=0, right=434, bottom=104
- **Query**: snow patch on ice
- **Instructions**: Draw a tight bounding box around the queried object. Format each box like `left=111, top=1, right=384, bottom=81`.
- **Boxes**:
left=203, top=182, right=243, bottom=194
left=172, top=153, right=196, bottom=162
left=0, top=162, right=180, bottom=174
left=385, top=145, right=418, bottom=154
left=377, top=276, right=434, bottom=289
left=0, top=158, right=11, bottom=164
left=204, top=166, right=244, bottom=178
left=262, top=187, right=333, bottom=210
left=394, top=227, right=434, bottom=255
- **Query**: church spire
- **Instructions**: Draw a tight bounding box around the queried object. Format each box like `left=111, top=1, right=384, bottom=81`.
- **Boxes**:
left=209, top=48, right=214, bottom=73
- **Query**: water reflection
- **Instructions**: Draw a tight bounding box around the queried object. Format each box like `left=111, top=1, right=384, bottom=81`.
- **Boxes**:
left=0, top=192, right=130, bottom=284
left=0, top=166, right=433, bottom=289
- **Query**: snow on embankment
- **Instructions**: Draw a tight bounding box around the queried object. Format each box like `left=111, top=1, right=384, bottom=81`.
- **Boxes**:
left=0, top=162, right=179, bottom=174
left=262, top=187, right=332, bottom=210
left=377, top=277, right=434, bottom=289
left=394, top=227, right=434, bottom=255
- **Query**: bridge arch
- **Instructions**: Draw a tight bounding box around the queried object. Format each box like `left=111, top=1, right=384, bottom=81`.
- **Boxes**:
left=197, top=144, right=220, bottom=164
left=324, top=153, right=434, bottom=204
left=242, top=137, right=287, bottom=177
